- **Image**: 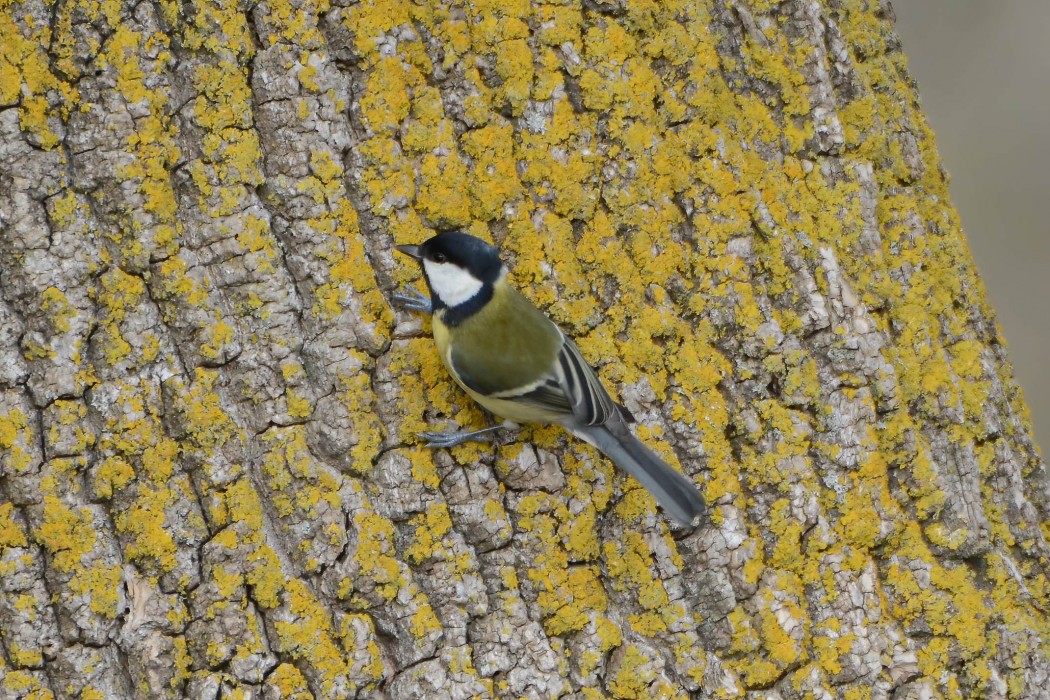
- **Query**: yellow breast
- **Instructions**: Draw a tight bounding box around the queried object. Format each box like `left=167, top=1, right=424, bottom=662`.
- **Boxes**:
left=425, top=278, right=570, bottom=425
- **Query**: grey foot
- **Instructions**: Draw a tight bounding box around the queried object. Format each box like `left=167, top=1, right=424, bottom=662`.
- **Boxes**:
left=393, top=285, right=433, bottom=314
left=419, top=426, right=501, bottom=448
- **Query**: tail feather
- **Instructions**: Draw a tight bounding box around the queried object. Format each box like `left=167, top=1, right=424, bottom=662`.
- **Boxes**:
left=574, top=423, right=705, bottom=526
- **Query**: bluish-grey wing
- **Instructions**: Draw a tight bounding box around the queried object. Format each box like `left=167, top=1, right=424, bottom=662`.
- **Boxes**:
left=512, top=379, right=574, bottom=415
left=555, top=337, right=618, bottom=426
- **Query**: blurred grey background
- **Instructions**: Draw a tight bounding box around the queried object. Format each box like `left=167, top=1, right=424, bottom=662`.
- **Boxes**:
left=892, top=1, right=1050, bottom=450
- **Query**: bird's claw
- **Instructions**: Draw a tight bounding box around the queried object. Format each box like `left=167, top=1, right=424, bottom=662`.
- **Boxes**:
left=392, top=285, right=433, bottom=314
left=418, top=426, right=500, bottom=448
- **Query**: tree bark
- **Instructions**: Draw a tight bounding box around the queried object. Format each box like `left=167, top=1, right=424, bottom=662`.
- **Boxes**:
left=1, top=0, right=1048, bottom=698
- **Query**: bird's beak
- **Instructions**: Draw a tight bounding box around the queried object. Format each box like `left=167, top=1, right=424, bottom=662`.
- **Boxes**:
left=395, top=244, right=422, bottom=260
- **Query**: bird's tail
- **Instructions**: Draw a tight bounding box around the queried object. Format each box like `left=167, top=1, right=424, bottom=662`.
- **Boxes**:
left=573, top=422, right=705, bottom=526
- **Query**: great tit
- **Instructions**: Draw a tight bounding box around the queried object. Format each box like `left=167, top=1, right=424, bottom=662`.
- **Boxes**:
left=394, top=231, right=705, bottom=526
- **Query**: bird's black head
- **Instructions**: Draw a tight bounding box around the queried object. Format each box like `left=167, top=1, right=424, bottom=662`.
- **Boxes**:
left=418, top=232, right=503, bottom=283
left=396, top=232, right=504, bottom=321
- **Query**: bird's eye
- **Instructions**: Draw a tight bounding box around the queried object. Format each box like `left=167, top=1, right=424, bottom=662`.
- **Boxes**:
left=432, top=252, right=447, bottom=263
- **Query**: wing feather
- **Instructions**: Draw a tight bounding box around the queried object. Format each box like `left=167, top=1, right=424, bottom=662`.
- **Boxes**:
left=555, top=337, right=618, bottom=426
left=513, top=379, right=574, bottom=414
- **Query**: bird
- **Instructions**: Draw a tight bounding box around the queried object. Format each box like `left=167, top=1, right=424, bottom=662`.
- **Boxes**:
left=393, top=231, right=705, bottom=526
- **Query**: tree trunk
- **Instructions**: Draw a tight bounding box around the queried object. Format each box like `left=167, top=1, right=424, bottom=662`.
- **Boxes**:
left=1, top=0, right=1047, bottom=698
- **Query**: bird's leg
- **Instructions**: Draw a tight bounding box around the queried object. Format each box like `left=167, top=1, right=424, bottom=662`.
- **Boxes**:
left=418, top=425, right=502, bottom=448
left=392, top=285, right=433, bottom=314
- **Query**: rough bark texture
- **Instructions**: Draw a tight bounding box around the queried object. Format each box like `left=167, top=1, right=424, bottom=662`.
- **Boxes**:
left=1, top=0, right=1048, bottom=698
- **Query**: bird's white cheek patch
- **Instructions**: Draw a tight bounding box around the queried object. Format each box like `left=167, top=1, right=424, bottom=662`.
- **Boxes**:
left=423, top=260, right=484, bottom=307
